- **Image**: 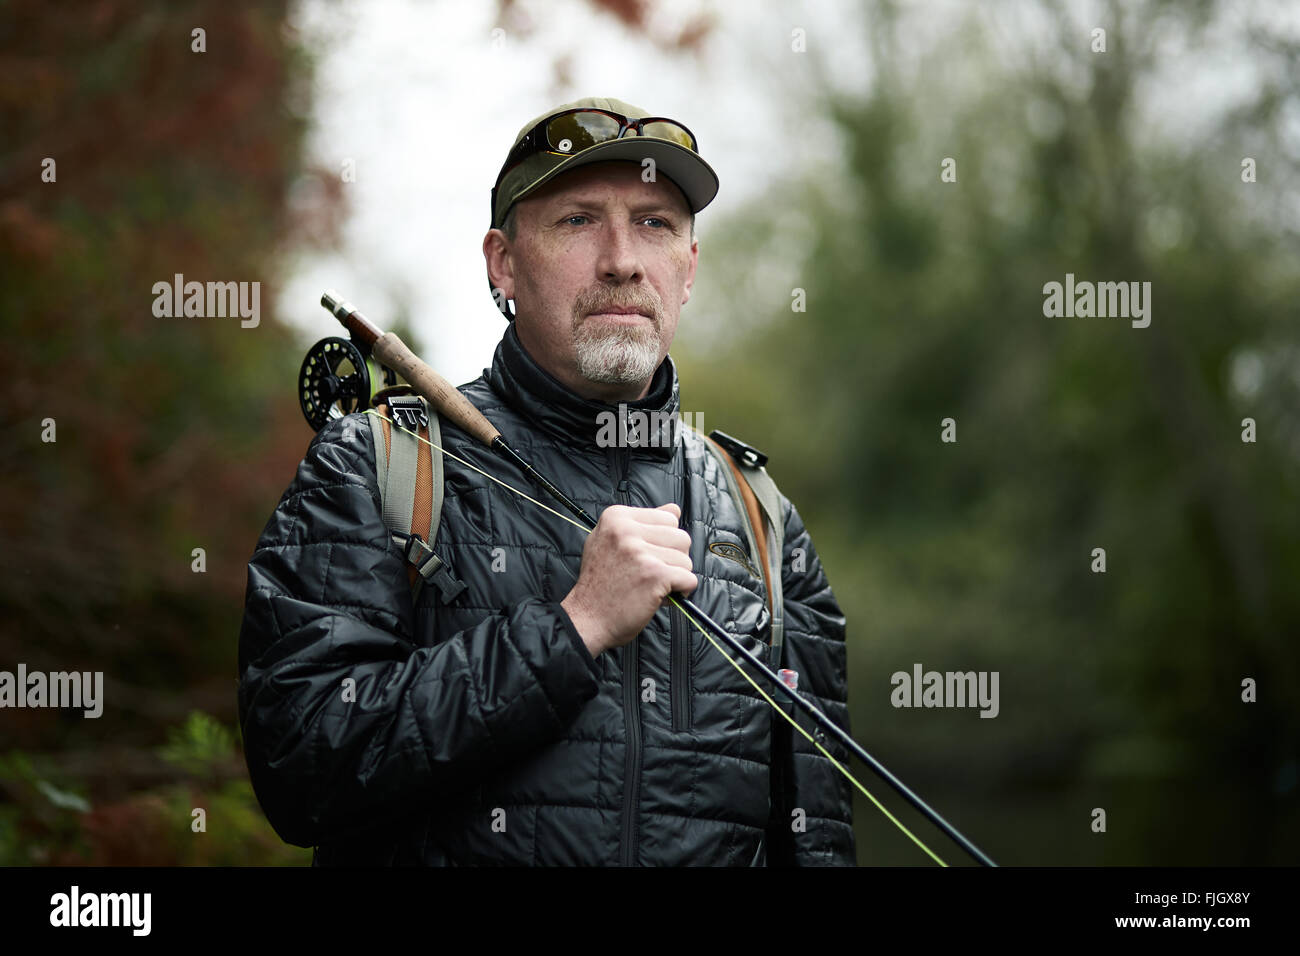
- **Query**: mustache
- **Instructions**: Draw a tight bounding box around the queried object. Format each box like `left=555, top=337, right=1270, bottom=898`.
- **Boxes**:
left=573, top=287, right=661, bottom=323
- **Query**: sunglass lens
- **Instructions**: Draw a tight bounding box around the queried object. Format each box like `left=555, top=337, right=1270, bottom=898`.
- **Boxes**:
left=641, top=121, right=695, bottom=149
left=546, top=111, right=621, bottom=154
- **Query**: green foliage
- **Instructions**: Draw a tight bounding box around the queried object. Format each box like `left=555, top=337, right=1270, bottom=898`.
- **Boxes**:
left=680, top=0, right=1300, bottom=864
left=0, top=713, right=310, bottom=866
left=159, top=711, right=236, bottom=777
left=0, top=751, right=93, bottom=865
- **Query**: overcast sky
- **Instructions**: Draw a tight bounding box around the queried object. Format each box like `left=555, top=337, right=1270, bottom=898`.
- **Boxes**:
left=278, top=0, right=1297, bottom=387
left=278, top=0, right=869, bottom=385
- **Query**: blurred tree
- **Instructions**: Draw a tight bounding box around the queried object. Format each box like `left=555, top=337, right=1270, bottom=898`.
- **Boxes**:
left=0, top=0, right=338, bottom=862
left=677, top=0, right=1300, bottom=864
left=0, top=0, right=343, bottom=729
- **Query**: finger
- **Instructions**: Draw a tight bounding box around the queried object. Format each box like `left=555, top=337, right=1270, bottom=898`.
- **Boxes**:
left=629, top=509, right=681, bottom=530
left=641, top=502, right=681, bottom=524
left=665, top=569, right=698, bottom=596
left=640, top=525, right=692, bottom=551
left=597, top=504, right=636, bottom=524
left=645, top=543, right=693, bottom=570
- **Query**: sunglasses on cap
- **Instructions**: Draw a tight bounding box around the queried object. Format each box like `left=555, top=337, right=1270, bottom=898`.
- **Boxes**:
left=494, top=108, right=700, bottom=186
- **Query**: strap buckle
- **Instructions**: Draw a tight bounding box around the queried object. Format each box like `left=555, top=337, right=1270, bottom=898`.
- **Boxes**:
left=388, top=395, right=429, bottom=431
left=391, top=531, right=467, bottom=604
left=708, top=429, right=768, bottom=469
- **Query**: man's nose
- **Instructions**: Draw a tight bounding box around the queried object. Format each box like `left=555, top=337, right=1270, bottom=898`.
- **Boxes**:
left=596, top=216, right=643, bottom=283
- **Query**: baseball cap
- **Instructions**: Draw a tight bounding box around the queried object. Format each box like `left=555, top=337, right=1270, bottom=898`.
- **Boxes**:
left=492, top=96, right=719, bottom=230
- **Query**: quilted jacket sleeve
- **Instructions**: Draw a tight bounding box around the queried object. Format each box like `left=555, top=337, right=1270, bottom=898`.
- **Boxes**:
left=765, top=496, right=857, bottom=866
left=237, top=413, right=601, bottom=849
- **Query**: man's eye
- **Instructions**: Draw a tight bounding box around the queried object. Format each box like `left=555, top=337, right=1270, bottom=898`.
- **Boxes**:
left=561, top=215, right=669, bottom=228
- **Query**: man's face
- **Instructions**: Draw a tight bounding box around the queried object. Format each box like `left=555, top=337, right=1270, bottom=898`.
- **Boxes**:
left=483, top=160, right=698, bottom=402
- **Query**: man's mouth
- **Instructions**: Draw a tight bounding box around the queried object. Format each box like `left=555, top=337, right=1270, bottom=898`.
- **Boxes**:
left=586, top=308, right=655, bottom=328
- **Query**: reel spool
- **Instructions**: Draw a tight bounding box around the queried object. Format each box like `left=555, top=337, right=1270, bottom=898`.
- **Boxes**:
left=298, top=336, right=372, bottom=431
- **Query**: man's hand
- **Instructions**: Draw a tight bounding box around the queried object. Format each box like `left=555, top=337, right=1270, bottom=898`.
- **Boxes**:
left=561, top=502, right=697, bottom=658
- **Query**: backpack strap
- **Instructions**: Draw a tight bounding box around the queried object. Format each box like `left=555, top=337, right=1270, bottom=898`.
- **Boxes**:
left=736, top=460, right=785, bottom=668
left=693, top=427, right=786, bottom=669
left=369, top=394, right=466, bottom=604
left=692, top=427, right=795, bottom=867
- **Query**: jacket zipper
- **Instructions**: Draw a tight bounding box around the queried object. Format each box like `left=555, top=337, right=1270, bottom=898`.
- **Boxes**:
left=612, top=445, right=641, bottom=867
left=671, top=440, right=691, bottom=733
left=671, top=612, right=689, bottom=731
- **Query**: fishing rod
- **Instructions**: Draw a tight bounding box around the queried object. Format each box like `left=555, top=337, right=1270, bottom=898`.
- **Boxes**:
left=316, top=289, right=998, bottom=868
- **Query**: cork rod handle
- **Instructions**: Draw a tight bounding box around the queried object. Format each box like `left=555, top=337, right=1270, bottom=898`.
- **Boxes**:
left=321, top=290, right=501, bottom=447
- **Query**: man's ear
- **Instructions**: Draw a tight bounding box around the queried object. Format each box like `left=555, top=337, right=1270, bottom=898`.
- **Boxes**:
left=483, top=228, right=516, bottom=302
left=681, top=235, right=699, bottom=305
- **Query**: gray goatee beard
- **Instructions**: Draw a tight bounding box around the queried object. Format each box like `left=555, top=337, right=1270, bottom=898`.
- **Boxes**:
left=572, top=319, right=662, bottom=385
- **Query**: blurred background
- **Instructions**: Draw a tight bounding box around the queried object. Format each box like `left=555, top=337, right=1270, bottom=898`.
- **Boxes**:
left=1, top=0, right=1297, bottom=865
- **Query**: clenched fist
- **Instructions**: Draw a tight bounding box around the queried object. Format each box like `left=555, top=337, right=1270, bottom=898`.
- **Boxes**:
left=560, top=502, right=697, bottom=658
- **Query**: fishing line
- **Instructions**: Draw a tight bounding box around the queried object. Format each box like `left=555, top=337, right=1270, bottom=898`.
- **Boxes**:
left=365, top=406, right=949, bottom=865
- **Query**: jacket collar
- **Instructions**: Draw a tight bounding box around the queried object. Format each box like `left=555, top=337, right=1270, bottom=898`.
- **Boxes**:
left=486, top=322, right=681, bottom=461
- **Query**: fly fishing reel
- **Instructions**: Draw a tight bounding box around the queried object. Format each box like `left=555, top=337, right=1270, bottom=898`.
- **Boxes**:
left=298, top=336, right=396, bottom=431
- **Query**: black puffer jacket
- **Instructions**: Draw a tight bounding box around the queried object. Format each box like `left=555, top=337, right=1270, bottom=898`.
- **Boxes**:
left=238, top=325, right=855, bottom=865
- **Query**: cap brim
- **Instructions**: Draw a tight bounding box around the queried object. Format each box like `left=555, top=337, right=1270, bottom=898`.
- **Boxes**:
left=509, top=138, right=719, bottom=218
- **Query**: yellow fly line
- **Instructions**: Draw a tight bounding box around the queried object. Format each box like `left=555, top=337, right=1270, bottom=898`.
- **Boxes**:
left=362, top=407, right=948, bottom=866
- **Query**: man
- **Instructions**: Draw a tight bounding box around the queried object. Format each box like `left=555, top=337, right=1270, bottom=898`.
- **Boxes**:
left=238, top=96, right=855, bottom=865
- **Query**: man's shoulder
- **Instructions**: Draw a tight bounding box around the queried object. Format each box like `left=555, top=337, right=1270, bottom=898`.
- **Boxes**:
left=337, top=375, right=502, bottom=451
left=682, top=425, right=780, bottom=489
left=437, top=374, right=516, bottom=446
left=297, top=410, right=378, bottom=483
